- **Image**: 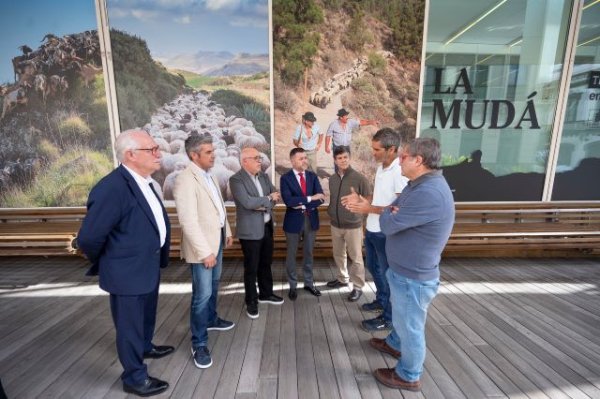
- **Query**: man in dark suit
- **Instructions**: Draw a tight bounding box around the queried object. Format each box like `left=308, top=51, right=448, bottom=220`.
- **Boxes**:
left=280, top=148, right=325, bottom=300
left=229, top=147, right=284, bottom=319
left=78, top=129, right=173, bottom=397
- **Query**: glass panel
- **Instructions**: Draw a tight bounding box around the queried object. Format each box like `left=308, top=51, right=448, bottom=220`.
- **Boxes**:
left=552, top=0, right=600, bottom=200
left=421, top=0, right=573, bottom=201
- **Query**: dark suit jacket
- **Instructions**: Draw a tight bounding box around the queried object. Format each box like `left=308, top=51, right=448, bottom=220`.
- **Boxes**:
left=229, top=169, right=276, bottom=240
left=280, top=169, right=323, bottom=233
left=78, top=165, right=170, bottom=295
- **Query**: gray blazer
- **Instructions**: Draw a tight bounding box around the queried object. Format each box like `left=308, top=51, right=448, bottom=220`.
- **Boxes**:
left=229, top=169, right=276, bottom=240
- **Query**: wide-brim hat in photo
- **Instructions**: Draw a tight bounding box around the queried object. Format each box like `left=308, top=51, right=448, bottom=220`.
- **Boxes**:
left=302, top=112, right=317, bottom=122
left=337, top=108, right=350, bottom=117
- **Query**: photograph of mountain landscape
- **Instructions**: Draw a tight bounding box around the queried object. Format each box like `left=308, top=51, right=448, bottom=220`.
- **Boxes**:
left=106, top=0, right=271, bottom=202
left=272, top=0, right=425, bottom=196
left=0, top=0, right=111, bottom=208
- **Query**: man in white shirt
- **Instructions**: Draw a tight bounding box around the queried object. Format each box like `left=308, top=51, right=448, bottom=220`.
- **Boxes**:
left=173, top=135, right=235, bottom=369
left=78, top=129, right=172, bottom=397
left=343, top=128, right=407, bottom=332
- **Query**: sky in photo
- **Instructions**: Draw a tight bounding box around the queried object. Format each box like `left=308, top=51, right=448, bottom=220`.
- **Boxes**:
left=0, top=0, right=269, bottom=83
left=106, top=0, right=269, bottom=59
left=0, top=0, right=98, bottom=84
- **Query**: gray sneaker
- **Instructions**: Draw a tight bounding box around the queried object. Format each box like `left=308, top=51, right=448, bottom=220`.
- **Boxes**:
left=207, top=317, right=235, bottom=331
left=192, top=346, right=212, bottom=369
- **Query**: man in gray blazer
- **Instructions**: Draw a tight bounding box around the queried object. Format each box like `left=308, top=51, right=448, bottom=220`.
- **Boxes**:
left=229, top=147, right=284, bottom=319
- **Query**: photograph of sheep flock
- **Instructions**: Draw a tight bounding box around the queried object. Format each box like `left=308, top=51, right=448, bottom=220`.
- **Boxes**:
left=107, top=0, right=271, bottom=203
left=0, top=0, right=111, bottom=208
left=273, top=0, right=425, bottom=195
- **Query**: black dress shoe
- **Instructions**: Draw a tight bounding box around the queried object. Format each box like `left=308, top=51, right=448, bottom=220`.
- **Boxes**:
left=143, top=345, right=175, bottom=359
left=123, top=376, right=169, bottom=397
left=288, top=288, right=297, bottom=301
left=303, top=285, right=322, bottom=297
left=348, top=289, right=362, bottom=302
left=326, top=279, right=349, bottom=288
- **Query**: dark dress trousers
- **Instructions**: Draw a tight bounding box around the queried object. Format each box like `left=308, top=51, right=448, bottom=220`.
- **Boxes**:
left=77, top=165, right=170, bottom=386
left=280, top=169, right=323, bottom=288
left=229, top=169, right=276, bottom=305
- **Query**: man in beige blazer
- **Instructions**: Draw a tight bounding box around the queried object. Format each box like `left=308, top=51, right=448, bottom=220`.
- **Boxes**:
left=173, top=135, right=234, bottom=370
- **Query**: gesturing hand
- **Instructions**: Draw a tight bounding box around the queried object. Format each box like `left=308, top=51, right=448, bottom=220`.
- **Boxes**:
left=341, top=187, right=360, bottom=207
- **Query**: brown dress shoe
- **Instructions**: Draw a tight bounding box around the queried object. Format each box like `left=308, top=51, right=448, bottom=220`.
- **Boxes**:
left=369, top=337, right=401, bottom=359
left=374, top=368, right=421, bottom=391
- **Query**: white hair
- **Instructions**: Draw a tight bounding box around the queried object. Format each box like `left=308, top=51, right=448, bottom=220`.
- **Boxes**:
left=115, top=129, right=148, bottom=162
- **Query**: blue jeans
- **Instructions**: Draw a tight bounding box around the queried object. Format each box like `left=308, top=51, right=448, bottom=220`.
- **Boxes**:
left=385, top=268, right=439, bottom=382
left=364, top=231, right=391, bottom=321
left=190, top=239, right=223, bottom=349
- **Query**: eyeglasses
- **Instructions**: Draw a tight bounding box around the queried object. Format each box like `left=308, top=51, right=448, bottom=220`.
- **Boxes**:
left=134, top=146, right=160, bottom=155
left=244, top=156, right=262, bottom=162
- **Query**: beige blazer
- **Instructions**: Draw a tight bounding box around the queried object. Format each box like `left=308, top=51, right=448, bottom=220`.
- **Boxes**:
left=173, top=163, right=232, bottom=263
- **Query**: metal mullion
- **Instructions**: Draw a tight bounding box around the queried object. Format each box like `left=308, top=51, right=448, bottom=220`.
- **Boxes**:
left=415, top=0, right=431, bottom=138
left=95, top=0, right=120, bottom=167
left=542, top=0, right=584, bottom=201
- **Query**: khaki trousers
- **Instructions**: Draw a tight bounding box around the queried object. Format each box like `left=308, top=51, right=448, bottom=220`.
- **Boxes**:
left=331, top=225, right=365, bottom=289
left=305, top=150, right=318, bottom=172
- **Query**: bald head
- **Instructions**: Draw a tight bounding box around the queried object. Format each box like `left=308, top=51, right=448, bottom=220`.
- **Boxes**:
left=240, top=147, right=262, bottom=175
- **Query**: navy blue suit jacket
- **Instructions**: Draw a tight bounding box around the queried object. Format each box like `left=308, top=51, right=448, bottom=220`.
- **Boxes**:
left=280, top=169, right=323, bottom=233
left=78, top=165, right=170, bottom=295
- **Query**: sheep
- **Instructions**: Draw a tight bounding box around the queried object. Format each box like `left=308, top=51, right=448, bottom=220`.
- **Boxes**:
left=221, top=156, right=241, bottom=173
left=154, top=137, right=170, bottom=153
left=162, top=170, right=183, bottom=200
left=160, top=153, right=189, bottom=176
left=210, top=163, right=234, bottom=197
left=74, top=62, right=103, bottom=87
left=169, top=139, right=186, bottom=154
left=48, top=75, right=68, bottom=96
left=1, top=87, right=28, bottom=121
left=259, top=152, right=271, bottom=172
left=236, top=134, right=266, bottom=149
left=33, top=74, right=48, bottom=103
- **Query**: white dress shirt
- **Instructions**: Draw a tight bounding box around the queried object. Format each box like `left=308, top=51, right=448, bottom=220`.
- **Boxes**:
left=293, top=169, right=312, bottom=208
left=122, top=164, right=167, bottom=246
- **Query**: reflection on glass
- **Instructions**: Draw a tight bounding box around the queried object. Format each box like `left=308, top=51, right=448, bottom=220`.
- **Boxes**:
left=552, top=0, right=600, bottom=200
left=421, top=0, right=573, bottom=201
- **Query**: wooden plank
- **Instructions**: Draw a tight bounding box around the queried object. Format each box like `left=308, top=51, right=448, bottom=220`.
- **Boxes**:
left=277, top=298, right=298, bottom=399
left=441, top=265, right=588, bottom=399
left=295, top=293, right=320, bottom=399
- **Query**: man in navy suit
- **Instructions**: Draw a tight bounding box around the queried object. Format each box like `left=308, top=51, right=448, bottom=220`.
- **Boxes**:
left=78, top=129, right=173, bottom=397
left=280, top=147, right=325, bottom=300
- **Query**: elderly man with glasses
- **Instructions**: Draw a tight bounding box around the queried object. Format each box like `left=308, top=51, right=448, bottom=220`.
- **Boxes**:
left=229, top=147, right=283, bottom=319
left=78, top=129, right=173, bottom=397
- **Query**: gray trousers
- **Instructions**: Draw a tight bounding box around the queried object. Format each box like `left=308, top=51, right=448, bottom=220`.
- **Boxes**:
left=285, top=216, right=316, bottom=289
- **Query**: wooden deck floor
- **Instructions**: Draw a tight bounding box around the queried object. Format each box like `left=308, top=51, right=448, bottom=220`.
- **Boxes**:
left=1, top=257, right=600, bottom=399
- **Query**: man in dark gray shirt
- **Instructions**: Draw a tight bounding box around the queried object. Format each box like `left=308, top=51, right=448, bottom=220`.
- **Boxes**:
left=368, top=138, right=454, bottom=392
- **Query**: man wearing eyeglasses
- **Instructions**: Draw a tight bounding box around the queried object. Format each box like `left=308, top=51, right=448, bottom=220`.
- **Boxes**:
left=349, top=138, right=454, bottom=392
left=229, top=147, right=283, bottom=319
left=78, top=129, right=173, bottom=397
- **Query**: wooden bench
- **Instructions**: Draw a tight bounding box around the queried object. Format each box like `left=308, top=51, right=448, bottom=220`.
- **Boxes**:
left=0, top=208, right=85, bottom=256
left=445, top=203, right=600, bottom=257
left=1, top=202, right=599, bottom=258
